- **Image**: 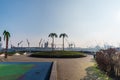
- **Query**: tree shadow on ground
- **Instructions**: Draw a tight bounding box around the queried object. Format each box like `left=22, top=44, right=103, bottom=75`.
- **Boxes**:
left=80, top=65, right=112, bottom=80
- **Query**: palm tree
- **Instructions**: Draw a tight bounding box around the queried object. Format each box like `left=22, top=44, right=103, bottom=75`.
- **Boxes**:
left=59, top=33, right=68, bottom=51
left=3, top=30, right=10, bottom=58
left=48, top=33, right=57, bottom=51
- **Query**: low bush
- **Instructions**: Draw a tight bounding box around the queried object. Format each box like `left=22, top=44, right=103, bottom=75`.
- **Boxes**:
left=96, top=48, right=120, bottom=79
left=29, top=51, right=86, bottom=58
left=8, top=52, right=16, bottom=56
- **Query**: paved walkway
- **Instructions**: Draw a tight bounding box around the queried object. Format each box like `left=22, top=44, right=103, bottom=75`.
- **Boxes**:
left=3, top=54, right=94, bottom=80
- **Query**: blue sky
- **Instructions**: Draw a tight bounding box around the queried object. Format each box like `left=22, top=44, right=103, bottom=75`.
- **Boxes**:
left=1, top=0, right=120, bottom=48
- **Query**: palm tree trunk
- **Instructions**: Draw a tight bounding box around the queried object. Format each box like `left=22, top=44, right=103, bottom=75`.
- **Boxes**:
left=63, top=37, right=64, bottom=51
left=52, top=37, right=54, bottom=51
left=5, top=37, right=8, bottom=58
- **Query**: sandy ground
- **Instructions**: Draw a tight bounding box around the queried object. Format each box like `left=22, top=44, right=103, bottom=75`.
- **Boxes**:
left=1, top=54, right=94, bottom=80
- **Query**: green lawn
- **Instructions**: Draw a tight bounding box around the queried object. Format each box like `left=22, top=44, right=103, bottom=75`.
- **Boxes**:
left=0, top=64, right=34, bottom=80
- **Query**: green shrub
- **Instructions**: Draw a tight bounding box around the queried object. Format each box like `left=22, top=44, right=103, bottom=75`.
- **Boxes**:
left=30, top=51, right=86, bottom=58
left=96, top=48, right=120, bottom=79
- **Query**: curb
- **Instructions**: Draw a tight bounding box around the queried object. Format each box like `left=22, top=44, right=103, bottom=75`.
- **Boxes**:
left=50, top=61, right=57, bottom=80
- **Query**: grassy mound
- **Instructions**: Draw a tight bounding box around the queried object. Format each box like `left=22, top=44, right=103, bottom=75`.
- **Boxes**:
left=29, top=51, right=86, bottom=58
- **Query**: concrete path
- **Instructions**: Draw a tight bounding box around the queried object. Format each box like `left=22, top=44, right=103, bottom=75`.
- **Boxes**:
left=5, top=54, right=94, bottom=80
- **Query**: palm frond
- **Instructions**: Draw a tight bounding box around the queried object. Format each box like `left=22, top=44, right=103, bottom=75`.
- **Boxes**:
left=59, top=33, right=68, bottom=38
left=3, top=30, right=10, bottom=41
left=48, top=33, right=58, bottom=38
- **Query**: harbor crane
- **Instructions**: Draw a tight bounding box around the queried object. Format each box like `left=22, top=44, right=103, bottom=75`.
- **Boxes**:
left=26, top=39, right=30, bottom=47
left=17, top=41, right=23, bottom=47
left=39, top=39, right=42, bottom=47
left=65, top=39, right=75, bottom=48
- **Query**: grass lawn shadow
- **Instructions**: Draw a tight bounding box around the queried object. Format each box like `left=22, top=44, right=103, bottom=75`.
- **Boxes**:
left=81, top=65, right=112, bottom=80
